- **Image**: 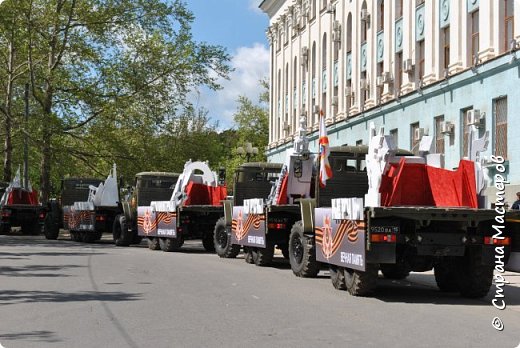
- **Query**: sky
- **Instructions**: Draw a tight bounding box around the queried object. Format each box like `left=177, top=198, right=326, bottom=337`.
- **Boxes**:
left=186, top=0, right=270, bottom=129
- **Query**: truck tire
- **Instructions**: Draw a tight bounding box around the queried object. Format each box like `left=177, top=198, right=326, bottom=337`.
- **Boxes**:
left=289, top=221, right=320, bottom=277
left=329, top=265, right=347, bottom=290
left=456, top=247, right=494, bottom=298
left=148, top=237, right=160, bottom=250
left=434, top=258, right=459, bottom=292
left=214, top=218, right=240, bottom=258
left=43, top=214, right=60, bottom=240
left=113, top=215, right=132, bottom=247
left=344, top=264, right=378, bottom=296
left=159, top=237, right=183, bottom=252
left=380, top=263, right=410, bottom=280
left=251, top=242, right=274, bottom=266
left=202, top=231, right=215, bottom=252
left=244, top=247, right=254, bottom=264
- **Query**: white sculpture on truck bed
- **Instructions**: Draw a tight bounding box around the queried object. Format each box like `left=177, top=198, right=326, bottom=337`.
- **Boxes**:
left=152, top=160, right=218, bottom=212
left=76, top=164, right=119, bottom=210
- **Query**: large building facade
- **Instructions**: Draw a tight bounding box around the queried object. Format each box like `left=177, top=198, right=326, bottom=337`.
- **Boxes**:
left=260, top=0, right=520, bottom=206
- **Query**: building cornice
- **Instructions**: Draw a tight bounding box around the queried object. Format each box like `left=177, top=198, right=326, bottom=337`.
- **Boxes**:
left=260, top=0, right=285, bottom=18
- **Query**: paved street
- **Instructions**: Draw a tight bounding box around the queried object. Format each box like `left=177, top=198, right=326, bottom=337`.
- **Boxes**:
left=1, top=233, right=520, bottom=348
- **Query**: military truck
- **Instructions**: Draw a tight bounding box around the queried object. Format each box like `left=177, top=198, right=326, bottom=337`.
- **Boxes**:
left=43, top=177, right=103, bottom=240
left=137, top=161, right=226, bottom=252
left=226, top=117, right=514, bottom=299
left=63, top=165, right=120, bottom=243
left=0, top=171, right=46, bottom=235
left=112, top=172, right=179, bottom=246
left=213, top=162, right=282, bottom=258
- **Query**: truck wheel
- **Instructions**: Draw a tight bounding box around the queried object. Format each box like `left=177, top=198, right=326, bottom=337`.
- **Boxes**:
left=330, top=265, right=347, bottom=290
left=380, top=263, right=410, bottom=280
left=148, top=237, right=160, bottom=250
left=251, top=242, right=274, bottom=266
left=43, top=215, right=59, bottom=240
left=202, top=231, right=215, bottom=252
left=434, top=258, right=459, bottom=292
left=113, top=215, right=132, bottom=247
left=244, top=247, right=254, bottom=264
left=289, top=221, right=320, bottom=277
left=159, top=237, right=182, bottom=252
left=456, top=247, right=494, bottom=298
left=214, top=218, right=240, bottom=258
left=344, top=264, right=378, bottom=296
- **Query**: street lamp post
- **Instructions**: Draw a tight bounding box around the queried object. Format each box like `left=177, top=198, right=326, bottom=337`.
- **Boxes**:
left=236, top=142, right=258, bottom=162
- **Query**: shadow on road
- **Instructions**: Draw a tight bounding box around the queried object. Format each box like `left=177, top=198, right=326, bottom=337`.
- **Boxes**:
left=370, top=275, right=520, bottom=306
left=0, top=330, right=61, bottom=343
left=0, top=264, right=84, bottom=277
left=0, top=289, right=142, bottom=306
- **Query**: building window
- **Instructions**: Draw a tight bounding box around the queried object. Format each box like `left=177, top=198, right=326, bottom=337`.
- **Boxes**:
left=346, top=13, right=352, bottom=53
left=470, top=10, right=479, bottom=65
left=504, top=0, right=515, bottom=53
left=390, top=128, right=398, bottom=147
left=377, top=61, right=383, bottom=102
left=411, top=122, right=420, bottom=151
left=311, top=0, right=316, bottom=20
left=361, top=1, right=368, bottom=44
left=321, top=0, right=328, bottom=11
left=462, top=108, right=472, bottom=158
left=443, top=26, right=450, bottom=71
left=417, top=39, right=425, bottom=79
left=312, top=42, right=316, bottom=125
left=434, top=116, right=445, bottom=154
left=293, top=57, right=298, bottom=133
left=377, top=0, right=384, bottom=32
left=395, top=52, right=402, bottom=94
left=494, top=97, right=508, bottom=159
left=396, top=0, right=403, bottom=19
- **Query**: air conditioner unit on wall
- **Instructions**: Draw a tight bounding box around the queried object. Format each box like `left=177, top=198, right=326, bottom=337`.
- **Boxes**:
left=376, top=76, right=385, bottom=87
left=403, top=59, right=414, bottom=73
left=381, top=72, right=392, bottom=84
left=360, top=79, right=369, bottom=91
left=332, top=30, right=341, bottom=42
left=300, top=47, right=308, bottom=66
left=414, top=127, right=425, bottom=141
left=360, top=9, right=370, bottom=23
left=467, top=109, right=482, bottom=127
left=440, top=121, right=454, bottom=135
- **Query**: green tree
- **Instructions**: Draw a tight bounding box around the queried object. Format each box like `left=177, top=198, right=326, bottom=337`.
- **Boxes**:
left=13, top=0, right=231, bottom=202
left=223, top=79, right=270, bottom=187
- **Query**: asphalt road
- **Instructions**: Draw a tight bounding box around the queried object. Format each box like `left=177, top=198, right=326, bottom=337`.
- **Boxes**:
left=1, top=233, right=520, bottom=348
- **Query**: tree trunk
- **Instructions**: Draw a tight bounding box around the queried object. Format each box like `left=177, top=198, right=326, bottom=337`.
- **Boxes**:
left=3, top=40, right=14, bottom=183
left=40, top=89, right=53, bottom=204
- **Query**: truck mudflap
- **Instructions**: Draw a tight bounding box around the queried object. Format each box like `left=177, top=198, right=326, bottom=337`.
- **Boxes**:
left=314, top=207, right=366, bottom=271
left=137, top=206, right=177, bottom=238
left=230, top=206, right=266, bottom=248
left=63, top=206, right=95, bottom=231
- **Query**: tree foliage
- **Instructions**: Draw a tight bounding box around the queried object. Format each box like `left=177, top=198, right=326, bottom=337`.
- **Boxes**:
left=0, top=0, right=237, bottom=200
